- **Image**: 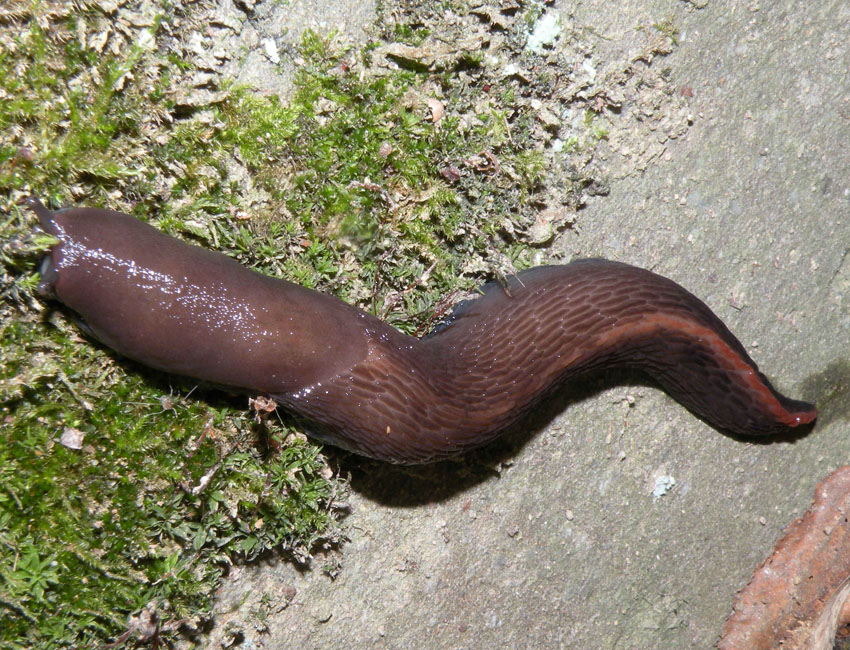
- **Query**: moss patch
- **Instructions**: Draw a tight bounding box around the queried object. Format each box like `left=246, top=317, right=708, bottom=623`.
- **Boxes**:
left=0, top=0, right=675, bottom=646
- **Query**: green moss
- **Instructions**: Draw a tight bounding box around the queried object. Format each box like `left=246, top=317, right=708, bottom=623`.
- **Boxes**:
left=0, top=314, right=343, bottom=648
left=0, top=16, right=157, bottom=201
left=392, top=23, right=431, bottom=46
left=0, top=7, right=347, bottom=649
left=150, top=30, right=544, bottom=327
left=0, top=3, right=558, bottom=647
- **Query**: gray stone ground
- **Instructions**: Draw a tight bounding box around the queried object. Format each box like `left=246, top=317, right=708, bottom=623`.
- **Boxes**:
left=204, top=1, right=850, bottom=648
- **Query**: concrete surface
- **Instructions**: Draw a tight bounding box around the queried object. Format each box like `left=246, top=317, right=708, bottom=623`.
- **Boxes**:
left=205, top=1, right=850, bottom=648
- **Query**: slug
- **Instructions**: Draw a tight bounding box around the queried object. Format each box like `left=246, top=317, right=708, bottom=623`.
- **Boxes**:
left=27, top=197, right=817, bottom=464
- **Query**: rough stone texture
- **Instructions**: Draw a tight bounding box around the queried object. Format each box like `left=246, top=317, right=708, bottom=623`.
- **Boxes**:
left=221, top=0, right=378, bottom=97
left=203, top=1, right=850, bottom=648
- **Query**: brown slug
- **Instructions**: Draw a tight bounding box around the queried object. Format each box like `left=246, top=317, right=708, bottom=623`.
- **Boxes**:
left=27, top=197, right=816, bottom=464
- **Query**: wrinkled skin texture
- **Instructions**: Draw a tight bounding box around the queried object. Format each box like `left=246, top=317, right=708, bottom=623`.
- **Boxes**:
left=30, top=198, right=816, bottom=463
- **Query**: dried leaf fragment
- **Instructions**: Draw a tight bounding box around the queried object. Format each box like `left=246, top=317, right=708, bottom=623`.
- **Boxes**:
left=59, top=427, right=84, bottom=450
left=719, top=466, right=850, bottom=650
left=427, top=97, right=445, bottom=123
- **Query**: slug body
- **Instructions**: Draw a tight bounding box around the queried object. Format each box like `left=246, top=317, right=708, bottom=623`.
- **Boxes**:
left=29, top=199, right=816, bottom=463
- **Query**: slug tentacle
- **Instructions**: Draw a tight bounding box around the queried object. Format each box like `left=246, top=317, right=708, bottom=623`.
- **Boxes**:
left=29, top=198, right=816, bottom=464
left=24, top=196, right=57, bottom=230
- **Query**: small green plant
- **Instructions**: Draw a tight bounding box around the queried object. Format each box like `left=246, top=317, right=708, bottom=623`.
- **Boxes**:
left=392, top=22, right=431, bottom=46
left=652, top=17, right=679, bottom=46
left=583, top=108, right=610, bottom=142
